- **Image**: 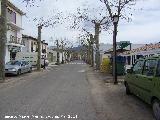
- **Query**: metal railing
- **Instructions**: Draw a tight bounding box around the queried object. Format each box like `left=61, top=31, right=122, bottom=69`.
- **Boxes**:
left=8, top=35, right=25, bottom=45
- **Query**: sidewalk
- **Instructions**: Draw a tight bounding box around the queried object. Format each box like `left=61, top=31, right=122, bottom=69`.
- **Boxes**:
left=89, top=67, right=124, bottom=83
left=86, top=66, right=154, bottom=120
left=0, top=62, right=58, bottom=87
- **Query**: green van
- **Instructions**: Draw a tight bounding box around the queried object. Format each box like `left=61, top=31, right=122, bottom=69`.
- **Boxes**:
left=124, top=56, right=160, bottom=120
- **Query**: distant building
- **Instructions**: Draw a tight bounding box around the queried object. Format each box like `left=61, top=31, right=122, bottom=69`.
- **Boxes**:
left=95, top=42, right=145, bottom=65
left=22, top=35, right=48, bottom=58
left=5, top=1, right=25, bottom=62
left=47, top=46, right=57, bottom=63
left=99, top=43, right=145, bottom=53
left=120, top=43, right=160, bottom=66
left=48, top=46, right=64, bottom=63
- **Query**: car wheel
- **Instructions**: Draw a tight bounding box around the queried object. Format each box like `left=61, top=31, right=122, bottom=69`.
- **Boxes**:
left=126, top=83, right=131, bottom=95
left=152, top=99, right=160, bottom=120
left=17, top=69, right=21, bottom=75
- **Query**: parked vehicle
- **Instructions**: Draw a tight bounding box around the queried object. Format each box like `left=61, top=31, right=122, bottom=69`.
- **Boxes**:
left=5, top=60, right=32, bottom=75
left=124, top=56, right=160, bottom=120
left=16, top=52, right=49, bottom=67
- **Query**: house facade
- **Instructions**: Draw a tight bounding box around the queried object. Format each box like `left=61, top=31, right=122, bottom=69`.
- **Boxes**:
left=22, top=35, right=48, bottom=58
left=5, top=1, right=25, bottom=63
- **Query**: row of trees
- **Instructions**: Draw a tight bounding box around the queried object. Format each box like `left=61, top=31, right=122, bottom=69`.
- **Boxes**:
left=68, top=0, right=136, bottom=71
left=0, top=0, right=137, bottom=82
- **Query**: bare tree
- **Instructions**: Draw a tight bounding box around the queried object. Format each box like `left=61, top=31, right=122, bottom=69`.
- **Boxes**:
left=100, top=0, right=136, bottom=23
left=68, top=6, right=111, bottom=69
left=100, top=0, right=137, bottom=84
left=78, top=30, right=95, bottom=66
left=32, top=11, right=63, bottom=70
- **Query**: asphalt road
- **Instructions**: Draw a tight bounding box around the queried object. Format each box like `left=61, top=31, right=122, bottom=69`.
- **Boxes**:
left=0, top=61, right=97, bottom=120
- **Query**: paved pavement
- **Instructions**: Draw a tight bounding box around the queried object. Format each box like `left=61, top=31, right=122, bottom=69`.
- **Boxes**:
left=0, top=61, right=97, bottom=120
left=87, top=67, right=155, bottom=120
left=0, top=60, right=155, bottom=120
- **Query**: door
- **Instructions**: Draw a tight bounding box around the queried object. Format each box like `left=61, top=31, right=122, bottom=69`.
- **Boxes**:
left=128, top=60, right=144, bottom=96
left=21, top=61, right=26, bottom=73
left=25, top=61, right=30, bottom=72
left=154, top=60, right=160, bottom=100
left=137, top=59, right=157, bottom=103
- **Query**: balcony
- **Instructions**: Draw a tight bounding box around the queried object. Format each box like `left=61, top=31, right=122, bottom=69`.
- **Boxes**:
left=7, top=21, right=23, bottom=31
left=6, top=35, right=25, bottom=47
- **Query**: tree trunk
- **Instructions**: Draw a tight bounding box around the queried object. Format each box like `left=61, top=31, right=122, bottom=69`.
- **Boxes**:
left=90, top=34, right=94, bottom=67
left=0, top=0, right=7, bottom=82
left=87, top=44, right=91, bottom=65
left=56, top=40, right=60, bottom=65
left=37, top=26, right=42, bottom=71
left=95, top=23, right=100, bottom=70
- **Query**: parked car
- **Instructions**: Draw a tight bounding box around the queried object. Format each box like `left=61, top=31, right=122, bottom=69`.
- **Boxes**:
left=5, top=60, right=32, bottom=75
left=124, top=56, right=160, bottom=120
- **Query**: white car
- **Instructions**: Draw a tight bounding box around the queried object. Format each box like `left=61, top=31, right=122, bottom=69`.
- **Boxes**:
left=5, top=60, right=32, bottom=75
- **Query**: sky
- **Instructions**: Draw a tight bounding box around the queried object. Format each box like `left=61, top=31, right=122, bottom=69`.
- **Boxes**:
left=11, top=0, right=160, bottom=46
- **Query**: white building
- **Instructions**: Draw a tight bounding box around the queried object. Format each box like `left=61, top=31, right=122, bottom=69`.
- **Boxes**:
left=5, top=1, right=25, bottom=63
left=22, top=35, right=48, bottom=58
left=48, top=46, right=63, bottom=63
left=120, top=43, right=160, bottom=66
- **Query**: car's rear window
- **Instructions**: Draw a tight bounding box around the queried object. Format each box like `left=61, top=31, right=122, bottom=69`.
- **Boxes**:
left=6, top=61, right=21, bottom=66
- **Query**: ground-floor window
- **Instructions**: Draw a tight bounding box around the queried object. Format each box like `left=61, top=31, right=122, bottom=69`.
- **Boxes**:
left=10, top=52, right=16, bottom=60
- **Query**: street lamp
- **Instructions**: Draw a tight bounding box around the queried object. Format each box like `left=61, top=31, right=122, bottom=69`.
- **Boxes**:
left=112, top=14, right=119, bottom=84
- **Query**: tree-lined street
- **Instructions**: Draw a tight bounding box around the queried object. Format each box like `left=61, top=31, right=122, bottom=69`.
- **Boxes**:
left=0, top=61, right=97, bottom=120
left=0, top=0, right=160, bottom=120
left=0, top=61, right=155, bottom=120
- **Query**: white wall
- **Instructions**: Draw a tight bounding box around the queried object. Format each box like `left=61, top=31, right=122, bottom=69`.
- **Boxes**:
left=5, top=46, right=10, bottom=63
left=16, top=13, right=22, bottom=28
left=5, top=3, right=24, bottom=63
left=22, top=38, right=30, bottom=52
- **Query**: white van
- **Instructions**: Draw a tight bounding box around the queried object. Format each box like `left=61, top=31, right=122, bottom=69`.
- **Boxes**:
left=16, top=52, right=49, bottom=67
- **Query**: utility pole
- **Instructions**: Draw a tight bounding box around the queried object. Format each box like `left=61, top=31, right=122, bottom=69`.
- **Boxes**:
left=37, top=25, right=42, bottom=71
left=56, top=40, right=60, bottom=65
left=0, top=0, right=7, bottom=82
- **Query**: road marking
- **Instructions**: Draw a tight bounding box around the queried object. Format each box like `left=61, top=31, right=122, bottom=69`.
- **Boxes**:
left=78, top=70, right=85, bottom=73
left=67, top=63, right=86, bottom=65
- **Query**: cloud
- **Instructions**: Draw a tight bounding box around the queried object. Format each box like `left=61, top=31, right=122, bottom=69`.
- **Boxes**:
left=12, top=0, right=160, bottom=46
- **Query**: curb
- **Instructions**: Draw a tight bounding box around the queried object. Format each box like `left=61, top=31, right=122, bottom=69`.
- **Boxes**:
left=86, top=66, right=124, bottom=84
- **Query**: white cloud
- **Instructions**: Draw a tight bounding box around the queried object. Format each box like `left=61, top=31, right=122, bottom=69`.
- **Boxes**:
left=12, top=0, right=160, bottom=46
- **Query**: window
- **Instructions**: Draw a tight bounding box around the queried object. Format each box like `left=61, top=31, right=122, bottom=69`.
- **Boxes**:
left=31, top=41, right=34, bottom=52
left=7, top=8, right=16, bottom=24
left=143, top=59, right=157, bottom=76
left=156, top=60, right=160, bottom=77
left=127, top=56, right=131, bottom=65
left=6, top=61, right=21, bottom=66
left=22, top=61, right=26, bottom=66
left=133, top=60, right=144, bottom=74
left=25, top=61, right=29, bottom=65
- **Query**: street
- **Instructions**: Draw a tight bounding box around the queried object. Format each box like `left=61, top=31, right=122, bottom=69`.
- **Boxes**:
left=0, top=61, right=155, bottom=120
left=0, top=61, right=97, bottom=120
